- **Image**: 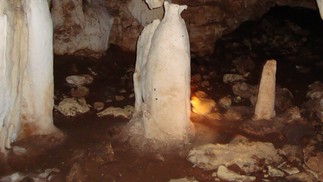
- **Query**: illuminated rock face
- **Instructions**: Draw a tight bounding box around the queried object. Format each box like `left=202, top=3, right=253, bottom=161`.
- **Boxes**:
left=51, top=0, right=114, bottom=58
left=254, top=60, right=277, bottom=120
left=0, top=0, right=58, bottom=154
left=133, top=2, right=192, bottom=145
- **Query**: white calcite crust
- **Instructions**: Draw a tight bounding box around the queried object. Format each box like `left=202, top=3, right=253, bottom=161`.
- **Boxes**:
left=129, top=2, right=193, bottom=147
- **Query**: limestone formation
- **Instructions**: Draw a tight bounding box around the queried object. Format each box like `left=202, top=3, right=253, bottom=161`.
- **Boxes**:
left=254, top=60, right=277, bottom=120
left=0, top=0, right=59, bottom=154
left=128, top=2, right=192, bottom=147
left=128, top=0, right=164, bottom=26
left=317, top=0, right=323, bottom=19
left=106, top=0, right=318, bottom=56
left=51, top=0, right=113, bottom=58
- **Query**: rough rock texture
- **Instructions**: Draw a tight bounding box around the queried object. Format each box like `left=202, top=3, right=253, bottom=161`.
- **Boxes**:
left=175, top=0, right=317, bottom=56
left=215, top=165, right=256, bottom=181
left=304, top=81, right=323, bottom=122
left=187, top=137, right=282, bottom=173
left=51, top=0, right=317, bottom=57
left=128, top=0, right=164, bottom=26
left=56, top=98, right=90, bottom=116
left=51, top=0, right=113, bottom=58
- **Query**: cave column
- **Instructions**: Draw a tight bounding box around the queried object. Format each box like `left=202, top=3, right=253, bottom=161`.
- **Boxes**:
left=130, top=2, right=193, bottom=147
left=0, top=0, right=59, bottom=154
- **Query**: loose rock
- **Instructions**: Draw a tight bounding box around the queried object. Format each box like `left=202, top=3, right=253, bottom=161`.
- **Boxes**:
left=97, top=105, right=134, bottom=119
left=66, top=74, right=94, bottom=87
left=219, top=97, right=232, bottom=109
left=70, top=86, right=90, bottom=98
left=214, top=165, right=256, bottom=182
left=267, top=165, right=285, bottom=177
left=56, top=98, right=90, bottom=116
left=93, top=102, right=105, bottom=111
left=115, top=95, right=125, bottom=101
left=187, top=138, right=282, bottom=173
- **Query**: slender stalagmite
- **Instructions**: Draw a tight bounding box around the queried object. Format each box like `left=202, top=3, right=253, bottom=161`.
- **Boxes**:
left=254, top=60, right=277, bottom=120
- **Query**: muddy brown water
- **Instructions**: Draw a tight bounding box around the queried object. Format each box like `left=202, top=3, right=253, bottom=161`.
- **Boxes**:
left=1, top=6, right=323, bottom=182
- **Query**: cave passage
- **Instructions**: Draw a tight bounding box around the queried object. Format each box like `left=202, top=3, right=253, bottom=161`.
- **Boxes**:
left=0, top=6, right=323, bottom=182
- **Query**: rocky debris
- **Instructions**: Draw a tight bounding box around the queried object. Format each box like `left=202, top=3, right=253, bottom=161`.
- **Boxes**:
left=286, top=172, right=317, bottom=182
left=56, top=98, right=90, bottom=116
left=66, top=74, right=94, bottom=87
left=218, top=97, right=232, bottom=110
left=304, top=152, right=323, bottom=180
left=231, top=80, right=295, bottom=113
left=281, top=166, right=300, bottom=175
left=169, top=177, right=198, bottom=182
left=93, top=102, right=105, bottom=111
left=223, top=74, right=246, bottom=84
left=214, top=165, right=256, bottom=182
left=187, top=136, right=282, bottom=173
left=70, top=86, right=90, bottom=98
left=304, top=81, right=323, bottom=122
left=267, top=165, right=285, bottom=177
left=278, top=145, right=302, bottom=163
left=0, top=168, right=60, bottom=182
left=115, top=95, right=125, bottom=101
left=97, top=105, right=134, bottom=119
left=232, top=82, right=258, bottom=103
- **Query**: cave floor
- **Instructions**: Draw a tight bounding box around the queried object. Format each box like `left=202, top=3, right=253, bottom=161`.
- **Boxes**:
left=1, top=6, right=323, bottom=182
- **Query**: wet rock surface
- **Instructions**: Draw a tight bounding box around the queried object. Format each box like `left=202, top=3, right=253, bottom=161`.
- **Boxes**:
left=1, top=6, right=323, bottom=182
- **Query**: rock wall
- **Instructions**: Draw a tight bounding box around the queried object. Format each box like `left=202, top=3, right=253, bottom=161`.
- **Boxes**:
left=52, top=0, right=318, bottom=57
left=52, top=0, right=113, bottom=58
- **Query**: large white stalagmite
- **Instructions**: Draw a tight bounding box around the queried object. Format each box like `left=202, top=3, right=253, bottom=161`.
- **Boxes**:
left=131, top=2, right=192, bottom=146
left=22, top=0, right=58, bottom=136
left=0, top=0, right=59, bottom=154
left=253, top=60, right=277, bottom=120
left=317, top=0, right=323, bottom=19
left=134, top=19, right=160, bottom=114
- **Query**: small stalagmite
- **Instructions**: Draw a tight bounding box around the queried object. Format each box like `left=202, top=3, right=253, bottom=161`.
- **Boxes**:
left=253, top=60, right=277, bottom=120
